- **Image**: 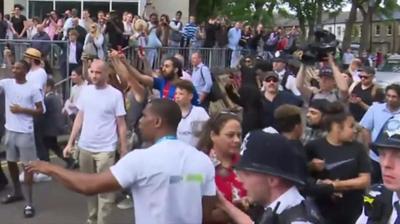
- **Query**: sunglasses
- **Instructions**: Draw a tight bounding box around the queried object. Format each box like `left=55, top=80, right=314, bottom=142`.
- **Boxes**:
left=359, top=75, right=371, bottom=80
left=264, top=77, right=279, bottom=83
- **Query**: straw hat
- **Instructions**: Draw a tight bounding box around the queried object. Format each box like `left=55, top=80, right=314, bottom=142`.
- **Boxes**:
left=24, top=48, right=42, bottom=60
left=134, top=19, right=148, bottom=32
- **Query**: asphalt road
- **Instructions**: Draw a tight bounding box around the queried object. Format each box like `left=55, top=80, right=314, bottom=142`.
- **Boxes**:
left=0, top=159, right=133, bottom=224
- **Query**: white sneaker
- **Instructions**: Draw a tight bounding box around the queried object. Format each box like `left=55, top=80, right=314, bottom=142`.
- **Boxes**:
left=117, top=195, right=133, bottom=209
left=33, top=173, right=52, bottom=182
left=19, top=172, right=25, bottom=182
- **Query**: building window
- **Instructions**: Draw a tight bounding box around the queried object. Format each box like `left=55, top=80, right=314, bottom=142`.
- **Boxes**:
left=29, top=0, right=54, bottom=18
left=337, top=26, right=342, bottom=36
left=328, top=27, right=333, bottom=33
left=375, top=24, right=381, bottom=36
left=55, top=1, right=82, bottom=17
left=112, top=2, right=138, bottom=15
left=388, top=24, right=393, bottom=36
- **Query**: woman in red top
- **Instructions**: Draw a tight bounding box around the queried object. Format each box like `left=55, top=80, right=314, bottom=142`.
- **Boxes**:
left=198, top=112, right=247, bottom=223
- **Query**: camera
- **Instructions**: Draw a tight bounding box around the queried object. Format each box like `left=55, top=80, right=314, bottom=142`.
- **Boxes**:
left=300, top=29, right=339, bottom=65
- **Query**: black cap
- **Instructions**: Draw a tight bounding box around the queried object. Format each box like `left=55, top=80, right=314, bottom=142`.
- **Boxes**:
left=273, top=55, right=287, bottom=63
left=359, top=66, right=376, bottom=76
left=371, top=115, right=400, bottom=150
left=235, top=131, right=306, bottom=186
left=263, top=71, right=279, bottom=80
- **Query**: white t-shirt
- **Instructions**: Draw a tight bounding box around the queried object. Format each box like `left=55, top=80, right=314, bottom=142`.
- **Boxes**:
left=177, top=106, right=209, bottom=147
left=110, top=139, right=216, bottom=224
left=76, top=85, right=126, bottom=152
left=27, top=68, right=47, bottom=112
left=27, top=68, right=47, bottom=94
left=0, top=79, right=42, bottom=133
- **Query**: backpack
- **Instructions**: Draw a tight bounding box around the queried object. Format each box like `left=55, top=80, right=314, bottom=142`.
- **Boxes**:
left=199, top=66, right=223, bottom=102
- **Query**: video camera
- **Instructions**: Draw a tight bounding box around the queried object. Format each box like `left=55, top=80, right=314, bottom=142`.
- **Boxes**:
left=300, top=29, right=339, bottom=65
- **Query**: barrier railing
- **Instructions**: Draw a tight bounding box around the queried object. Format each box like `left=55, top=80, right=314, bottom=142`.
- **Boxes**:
left=125, top=46, right=249, bottom=70
left=0, top=39, right=70, bottom=98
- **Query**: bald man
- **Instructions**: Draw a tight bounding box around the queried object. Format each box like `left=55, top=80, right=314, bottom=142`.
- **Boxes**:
left=63, top=60, right=127, bottom=224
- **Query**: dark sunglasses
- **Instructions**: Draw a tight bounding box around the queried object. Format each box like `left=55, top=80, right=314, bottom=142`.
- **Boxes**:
left=359, top=75, right=371, bottom=80
left=264, top=77, right=279, bottom=83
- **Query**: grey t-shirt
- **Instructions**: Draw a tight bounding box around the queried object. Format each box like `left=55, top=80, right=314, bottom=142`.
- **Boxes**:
left=125, top=90, right=148, bottom=131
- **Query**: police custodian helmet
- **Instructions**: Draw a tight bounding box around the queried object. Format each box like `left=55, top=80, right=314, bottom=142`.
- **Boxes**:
left=372, top=115, right=400, bottom=150
left=235, top=130, right=306, bottom=186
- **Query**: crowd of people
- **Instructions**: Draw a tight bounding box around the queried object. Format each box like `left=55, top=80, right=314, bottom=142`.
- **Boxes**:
left=1, top=3, right=400, bottom=224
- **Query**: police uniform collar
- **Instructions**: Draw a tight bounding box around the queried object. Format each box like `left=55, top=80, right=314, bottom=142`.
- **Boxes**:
left=275, top=69, right=286, bottom=77
left=265, top=186, right=304, bottom=215
left=392, top=192, right=400, bottom=207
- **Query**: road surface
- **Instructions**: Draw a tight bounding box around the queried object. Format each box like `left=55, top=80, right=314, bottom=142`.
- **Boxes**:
left=0, top=159, right=133, bottom=224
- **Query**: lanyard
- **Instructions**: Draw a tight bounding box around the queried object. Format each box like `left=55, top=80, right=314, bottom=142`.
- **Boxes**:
left=156, top=135, right=177, bottom=144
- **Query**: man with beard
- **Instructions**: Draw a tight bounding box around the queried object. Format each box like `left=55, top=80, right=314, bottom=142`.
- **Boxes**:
left=360, top=84, right=400, bottom=184
left=302, top=99, right=329, bottom=145
left=129, top=56, right=199, bottom=105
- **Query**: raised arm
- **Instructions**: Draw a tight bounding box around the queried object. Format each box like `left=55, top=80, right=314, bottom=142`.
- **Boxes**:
left=329, top=54, right=349, bottom=96
left=110, top=51, right=153, bottom=87
left=296, top=64, right=312, bottom=98
left=110, top=55, right=146, bottom=102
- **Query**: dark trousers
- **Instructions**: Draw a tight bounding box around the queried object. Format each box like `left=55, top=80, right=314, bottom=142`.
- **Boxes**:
left=226, top=49, right=233, bottom=68
left=34, top=115, right=46, bottom=161
left=0, top=164, right=8, bottom=186
left=43, top=136, right=73, bottom=166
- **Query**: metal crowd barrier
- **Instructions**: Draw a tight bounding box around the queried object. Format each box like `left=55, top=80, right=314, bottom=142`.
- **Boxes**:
left=125, top=46, right=249, bottom=70
left=0, top=39, right=70, bottom=98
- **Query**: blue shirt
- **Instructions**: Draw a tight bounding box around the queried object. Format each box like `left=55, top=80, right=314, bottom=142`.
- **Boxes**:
left=191, top=63, right=213, bottom=96
left=360, top=102, right=400, bottom=161
left=227, top=27, right=241, bottom=50
left=153, top=77, right=199, bottom=105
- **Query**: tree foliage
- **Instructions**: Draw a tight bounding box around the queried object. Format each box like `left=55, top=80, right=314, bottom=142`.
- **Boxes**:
left=191, top=0, right=400, bottom=52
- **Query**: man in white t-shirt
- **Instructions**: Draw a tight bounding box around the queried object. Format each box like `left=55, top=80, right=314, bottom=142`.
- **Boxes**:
left=175, top=80, right=209, bottom=147
left=63, top=59, right=128, bottom=224
left=0, top=60, right=43, bottom=218
left=27, top=99, right=217, bottom=224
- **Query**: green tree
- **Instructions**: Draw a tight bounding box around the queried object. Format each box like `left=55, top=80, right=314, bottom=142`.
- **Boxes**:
left=286, top=0, right=345, bottom=41
left=191, top=0, right=278, bottom=25
left=357, top=0, right=400, bottom=53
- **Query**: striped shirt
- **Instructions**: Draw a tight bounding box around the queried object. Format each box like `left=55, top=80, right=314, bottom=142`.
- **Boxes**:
left=183, top=23, right=198, bottom=41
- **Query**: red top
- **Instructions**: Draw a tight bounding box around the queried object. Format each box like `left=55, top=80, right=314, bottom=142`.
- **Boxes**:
left=211, top=152, right=247, bottom=202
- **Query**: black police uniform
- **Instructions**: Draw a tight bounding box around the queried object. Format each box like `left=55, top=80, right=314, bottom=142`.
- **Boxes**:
left=359, top=184, right=394, bottom=224
left=357, top=115, right=400, bottom=223
left=236, top=131, right=324, bottom=224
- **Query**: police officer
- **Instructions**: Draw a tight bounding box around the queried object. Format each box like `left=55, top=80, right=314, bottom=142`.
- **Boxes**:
left=357, top=115, right=400, bottom=223
left=218, top=130, right=322, bottom=223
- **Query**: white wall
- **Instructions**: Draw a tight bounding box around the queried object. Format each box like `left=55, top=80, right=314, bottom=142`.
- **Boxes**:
left=151, top=0, right=189, bottom=22
left=323, top=24, right=346, bottom=41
